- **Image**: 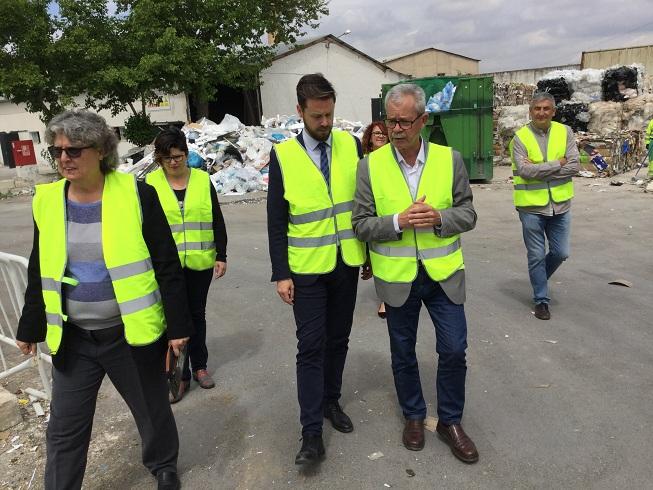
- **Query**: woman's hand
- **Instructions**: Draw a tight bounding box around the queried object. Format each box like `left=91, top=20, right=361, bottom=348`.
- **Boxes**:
left=214, top=261, right=227, bottom=279
left=16, top=341, right=36, bottom=356
left=168, top=337, right=189, bottom=357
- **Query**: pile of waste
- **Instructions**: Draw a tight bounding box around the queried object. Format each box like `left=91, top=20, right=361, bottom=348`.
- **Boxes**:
left=554, top=102, right=590, bottom=132
left=576, top=131, right=643, bottom=176
left=536, top=77, right=572, bottom=105
left=119, top=114, right=365, bottom=195
left=494, top=82, right=535, bottom=107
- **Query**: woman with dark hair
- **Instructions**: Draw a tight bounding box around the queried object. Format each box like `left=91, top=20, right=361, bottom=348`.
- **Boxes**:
left=16, top=109, right=192, bottom=490
left=146, top=127, right=228, bottom=403
left=362, top=121, right=389, bottom=317
left=362, top=120, right=389, bottom=155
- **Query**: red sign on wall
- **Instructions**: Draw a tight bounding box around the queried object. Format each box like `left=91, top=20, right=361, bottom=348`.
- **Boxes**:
left=11, top=140, right=37, bottom=166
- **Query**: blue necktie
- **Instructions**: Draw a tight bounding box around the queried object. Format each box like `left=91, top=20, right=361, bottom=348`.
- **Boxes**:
left=317, top=142, right=330, bottom=185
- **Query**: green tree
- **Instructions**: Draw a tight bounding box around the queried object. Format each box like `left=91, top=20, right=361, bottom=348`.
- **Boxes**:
left=0, top=0, right=328, bottom=124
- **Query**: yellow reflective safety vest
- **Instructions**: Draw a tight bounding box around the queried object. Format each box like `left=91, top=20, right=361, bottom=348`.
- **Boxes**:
left=368, top=143, right=464, bottom=283
left=275, top=130, right=366, bottom=274
left=509, top=121, right=574, bottom=207
left=646, top=119, right=653, bottom=147
left=33, top=171, right=166, bottom=355
left=146, top=168, right=216, bottom=271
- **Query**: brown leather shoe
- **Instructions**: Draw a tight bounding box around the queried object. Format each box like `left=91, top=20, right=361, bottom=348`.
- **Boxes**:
left=436, top=422, right=479, bottom=463
left=402, top=419, right=425, bottom=451
left=533, top=303, right=551, bottom=320
left=193, top=369, right=215, bottom=389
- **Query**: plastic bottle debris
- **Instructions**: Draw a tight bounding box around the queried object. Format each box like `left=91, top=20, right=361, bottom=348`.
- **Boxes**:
left=426, top=82, right=456, bottom=113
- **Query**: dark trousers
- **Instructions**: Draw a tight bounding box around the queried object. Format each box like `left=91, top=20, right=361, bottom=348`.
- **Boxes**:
left=45, top=325, right=178, bottom=490
left=182, top=267, right=213, bottom=381
left=292, top=255, right=359, bottom=435
left=385, top=266, right=468, bottom=425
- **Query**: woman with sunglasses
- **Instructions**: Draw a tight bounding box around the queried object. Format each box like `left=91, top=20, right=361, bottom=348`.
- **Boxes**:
left=361, top=121, right=389, bottom=318
left=146, top=127, right=228, bottom=403
left=15, top=110, right=192, bottom=490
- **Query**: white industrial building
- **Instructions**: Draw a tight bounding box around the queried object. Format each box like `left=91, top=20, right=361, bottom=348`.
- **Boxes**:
left=260, top=35, right=406, bottom=123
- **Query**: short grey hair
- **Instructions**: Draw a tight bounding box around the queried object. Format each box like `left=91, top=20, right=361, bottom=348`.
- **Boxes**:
left=530, top=91, right=556, bottom=108
left=384, top=83, right=426, bottom=115
left=45, top=110, right=119, bottom=174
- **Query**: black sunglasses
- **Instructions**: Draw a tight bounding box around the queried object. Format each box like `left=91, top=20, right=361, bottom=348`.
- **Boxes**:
left=48, top=145, right=93, bottom=159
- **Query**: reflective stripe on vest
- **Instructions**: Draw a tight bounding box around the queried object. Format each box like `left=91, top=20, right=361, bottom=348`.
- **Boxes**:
left=146, top=167, right=216, bottom=270
left=368, top=143, right=464, bottom=283
left=33, top=172, right=167, bottom=354
left=509, top=121, right=574, bottom=207
left=276, top=130, right=366, bottom=274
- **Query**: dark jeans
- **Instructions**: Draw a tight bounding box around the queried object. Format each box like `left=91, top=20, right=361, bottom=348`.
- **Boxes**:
left=45, top=324, right=178, bottom=490
left=182, top=267, right=213, bottom=381
left=385, top=266, right=468, bottom=425
left=292, top=255, right=359, bottom=435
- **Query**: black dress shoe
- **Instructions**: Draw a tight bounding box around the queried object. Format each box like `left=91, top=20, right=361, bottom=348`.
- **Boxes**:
left=295, top=434, right=325, bottom=465
left=534, top=303, right=551, bottom=320
left=157, top=471, right=181, bottom=490
left=323, top=402, right=353, bottom=433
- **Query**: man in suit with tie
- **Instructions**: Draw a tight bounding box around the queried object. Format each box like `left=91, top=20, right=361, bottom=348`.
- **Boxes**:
left=352, top=83, right=479, bottom=464
left=266, top=73, right=368, bottom=465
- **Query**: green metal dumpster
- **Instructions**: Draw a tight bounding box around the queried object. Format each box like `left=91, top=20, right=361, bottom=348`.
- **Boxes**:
left=381, top=76, right=494, bottom=181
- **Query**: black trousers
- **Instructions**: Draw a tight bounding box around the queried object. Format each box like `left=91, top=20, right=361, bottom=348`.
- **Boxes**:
left=182, top=267, right=213, bottom=381
left=45, top=325, right=178, bottom=490
left=292, top=255, right=359, bottom=435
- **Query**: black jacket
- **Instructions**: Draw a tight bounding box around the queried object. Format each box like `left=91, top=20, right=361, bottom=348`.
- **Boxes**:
left=266, top=132, right=363, bottom=282
left=17, top=180, right=194, bottom=365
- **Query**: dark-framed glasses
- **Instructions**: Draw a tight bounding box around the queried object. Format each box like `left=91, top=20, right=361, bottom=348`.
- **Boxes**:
left=371, top=131, right=387, bottom=137
left=48, top=146, right=92, bottom=159
left=384, top=115, right=423, bottom=130
left=161, top=154, right=186, bottom=163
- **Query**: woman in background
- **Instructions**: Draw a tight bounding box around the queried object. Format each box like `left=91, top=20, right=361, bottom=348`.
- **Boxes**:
left=147, top=127, right=228, bottom=402
left=361, top=121, right=389, bottom=318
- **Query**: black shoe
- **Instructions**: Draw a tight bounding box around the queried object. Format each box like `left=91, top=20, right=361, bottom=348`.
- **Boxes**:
left=157, top=471, right=181, bottom=490
left=533, top=303, right=551, bottom=320
left=323, top=402, right=353, bottom=433
left=294, top=434, right=325, bottom=465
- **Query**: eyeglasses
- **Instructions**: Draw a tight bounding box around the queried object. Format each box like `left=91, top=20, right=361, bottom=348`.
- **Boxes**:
left=48, top=146, right=92, bottom=159
left=384, top=115, right=423, bottom=130
left=371, top=131, right=387, bottom=137
left=161, top=154, right=186, bottom=163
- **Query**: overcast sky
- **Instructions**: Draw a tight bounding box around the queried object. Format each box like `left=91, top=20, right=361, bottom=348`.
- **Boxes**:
left=302, top=0, right=653, bottom=72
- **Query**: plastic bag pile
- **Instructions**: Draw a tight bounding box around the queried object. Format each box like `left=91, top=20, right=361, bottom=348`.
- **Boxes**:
left=120, top=114, right=365, bottom=195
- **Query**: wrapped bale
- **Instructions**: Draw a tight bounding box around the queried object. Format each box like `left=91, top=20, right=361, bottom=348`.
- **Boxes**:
left=622, top=94, right=653, bottom=131
left=602, top=66, right=638, bottom=102
left=554, top=102, right=589, bottom=132
left=495, top=105, right=530, bottom=158
left=541, top=68, right=604, bottom=103
left=536, top=77, right=571, bottom=104
left=588, top=102, right=623, bottom=136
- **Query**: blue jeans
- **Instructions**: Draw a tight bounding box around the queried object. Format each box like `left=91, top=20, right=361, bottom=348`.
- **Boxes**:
left=518, top=210, right=571, bottom=305
left=385, top=267, right=468, bottom=425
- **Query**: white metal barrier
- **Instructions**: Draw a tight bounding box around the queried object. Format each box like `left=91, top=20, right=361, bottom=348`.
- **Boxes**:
left=0, top=251, right=52, bottom=399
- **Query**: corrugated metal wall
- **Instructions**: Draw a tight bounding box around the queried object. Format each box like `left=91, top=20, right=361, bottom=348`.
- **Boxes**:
left=581, top=46, right=653, bottom=73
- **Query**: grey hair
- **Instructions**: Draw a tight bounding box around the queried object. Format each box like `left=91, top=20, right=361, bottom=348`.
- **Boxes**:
left=45, top=110, right=119, bottom=174
left=530, top=91, right=556, bottom=108
left=384, top=83, right=426, bottom=115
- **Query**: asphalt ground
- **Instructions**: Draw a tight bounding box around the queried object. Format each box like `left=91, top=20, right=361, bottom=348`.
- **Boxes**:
left=0, top=166, right=651, bottom=489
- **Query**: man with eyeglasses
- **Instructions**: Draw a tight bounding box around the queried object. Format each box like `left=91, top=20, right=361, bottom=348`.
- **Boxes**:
left=352, top=83, right=479, bottom=464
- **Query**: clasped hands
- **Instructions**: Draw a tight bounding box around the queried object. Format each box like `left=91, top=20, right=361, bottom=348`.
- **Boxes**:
left=398, top=195, right=441, bottom=230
